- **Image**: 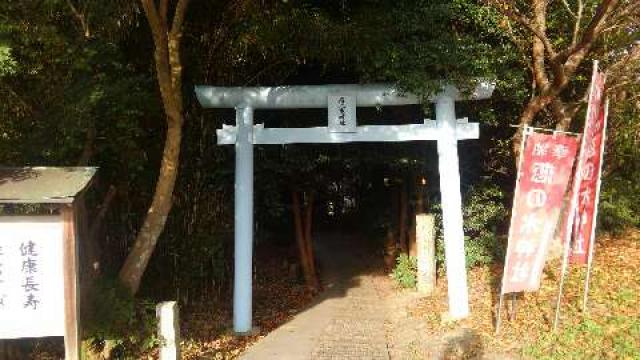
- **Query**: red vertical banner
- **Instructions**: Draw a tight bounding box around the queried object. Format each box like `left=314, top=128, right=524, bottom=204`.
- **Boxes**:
left=502, top=130, right=579, bottom=294
left=569, top=70, right=607, bottom=264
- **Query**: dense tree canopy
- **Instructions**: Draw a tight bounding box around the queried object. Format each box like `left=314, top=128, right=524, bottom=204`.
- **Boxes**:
left=0, top=0, right=637, bottom=304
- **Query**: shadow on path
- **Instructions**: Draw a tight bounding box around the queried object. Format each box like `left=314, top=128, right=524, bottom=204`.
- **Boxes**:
left=240, top=232, right=390, bottom=360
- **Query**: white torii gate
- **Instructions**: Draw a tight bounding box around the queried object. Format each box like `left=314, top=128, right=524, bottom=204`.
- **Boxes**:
left=195, top=83, right=494, bottom=333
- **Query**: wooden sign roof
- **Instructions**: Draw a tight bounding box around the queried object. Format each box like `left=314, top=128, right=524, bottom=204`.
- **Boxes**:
left=0, top=167, right=97, bottom=203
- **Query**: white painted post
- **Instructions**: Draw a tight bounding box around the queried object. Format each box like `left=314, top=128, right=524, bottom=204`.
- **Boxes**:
left=156, top=301, right=180, bottom=360
left=436, top=95, right=470, bottom=319
left=234, top=106, right=254, bottom=333
left=416, top=214, right=436, bottom=294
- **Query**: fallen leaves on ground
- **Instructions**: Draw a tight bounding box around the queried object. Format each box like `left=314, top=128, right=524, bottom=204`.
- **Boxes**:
left=408, top=230, right=640, bottom=358
left=178, top=243, right=316, bottom=359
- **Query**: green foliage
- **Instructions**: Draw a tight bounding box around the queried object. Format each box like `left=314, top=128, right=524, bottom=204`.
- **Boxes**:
left=0, top=45, right=17, bottom=76
left=435, top=184, right=508, bottom=270
left=598, top=100, right=640, bottom=233
left=147, top=229, right=230, bottom=301
left=599, top=177, right=640, bottom=233
left=0, top=0, right=637, bottom=335
left=391, top=253, right=418, bottom=289
left=84, top=278, right=159, bottom=358
left=352, top=0, right=509, bottom=98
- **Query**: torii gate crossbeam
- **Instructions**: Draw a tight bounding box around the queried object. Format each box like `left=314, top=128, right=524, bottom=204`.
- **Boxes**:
left=195, top=83, right=495, bottom=333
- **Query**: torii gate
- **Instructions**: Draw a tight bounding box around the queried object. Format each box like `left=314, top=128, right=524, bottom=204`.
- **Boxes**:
left=195, top=83, right=495, bottom=333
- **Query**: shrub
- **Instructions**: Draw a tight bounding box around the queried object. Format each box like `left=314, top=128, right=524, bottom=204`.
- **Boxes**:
left=599, top=176, right=640, bottom=234
left=84, top=277, right=159, bottom=358
left=392, top=253, right=418, bottom=288
left=434, top=183, right=508, bottom=270
left=598, top=100, right=640, bottom=234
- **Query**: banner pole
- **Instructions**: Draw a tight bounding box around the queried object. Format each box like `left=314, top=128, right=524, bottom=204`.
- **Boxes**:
left=496, top=125, right=530, bottom=334
left=582, top=98, right=609, bottom=313
left=554, top=181, right=580, bottom=331
left=496, top=293, right=505, bottom=334
left=554, top=61, right=598, bottom=331
left=553, top=218, right=573, bottom=331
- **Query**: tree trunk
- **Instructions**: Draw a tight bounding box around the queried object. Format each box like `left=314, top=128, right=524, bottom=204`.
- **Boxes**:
left=118, top=0, right=189, bottom=295
left=383, top=228, right=396, bottom=270
left=390, top=185, right=399, bottom=252
left=505, top=0, right=620, bottom=160
left=303, top=192, right=317, bottom=279
left=292, top=190, right=318, bottom=289
left=416, top=177, right=426, bottom=214
left=398, top=183, right=408, bottom=254
left=119, top=121, right=182, bottom=293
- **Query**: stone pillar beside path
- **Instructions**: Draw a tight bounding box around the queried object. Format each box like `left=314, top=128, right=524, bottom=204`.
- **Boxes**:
left=157, top=301, right=180, bottom=360
left=416, top=214, right=436, bottom=295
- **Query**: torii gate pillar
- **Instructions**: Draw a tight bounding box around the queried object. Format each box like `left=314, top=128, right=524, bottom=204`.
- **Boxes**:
left=195, top=83, right=494, bottom=332
left=435, top=95, right=469, bottom=319
left=234, top=106, right=254, bottom=333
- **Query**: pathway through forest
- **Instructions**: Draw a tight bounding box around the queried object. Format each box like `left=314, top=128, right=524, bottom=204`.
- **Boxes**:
left=240, top=232, right=396, bottom=359
left=239, top=232, right=503, bottom=360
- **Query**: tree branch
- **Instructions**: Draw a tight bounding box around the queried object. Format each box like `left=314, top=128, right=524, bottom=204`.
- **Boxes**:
left=608, top=2, right=640, bottom=27
left=572, top=0, right=584, bottom=46
left=77, top=122, right=96, bottom=166
left=489, top=0, right=558, bottom=57
left=532, top=0, right=550, bottom=91
left=170, top=0, right=190, bottom=42
left=65, top=0, right=91, bottom=38
left=164, top=0, right=190, bottom=116
left=140, top=0, right=166, bottom=47
left=561, top=0, right=577, bottom=18
left=140, top=0, right=180, bottom=120
left=88, top=185, right=118, bottom=243
left=559, top=0, right=620, bottom=63
left=160, top=0, right=169, bottom=23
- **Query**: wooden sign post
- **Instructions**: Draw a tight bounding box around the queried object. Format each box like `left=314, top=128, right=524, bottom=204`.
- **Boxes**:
left=0, top=167, right=96, bottom=360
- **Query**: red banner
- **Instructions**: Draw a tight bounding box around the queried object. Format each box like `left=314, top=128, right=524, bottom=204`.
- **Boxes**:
left=569, top=70, right=607, bottom=264
left=502, top=131, right=579, bottom=294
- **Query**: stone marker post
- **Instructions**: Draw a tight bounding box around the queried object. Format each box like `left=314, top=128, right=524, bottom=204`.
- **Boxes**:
left=157, top=301, right=180, bottom=360
left=416, top=214, right=436, bottom=294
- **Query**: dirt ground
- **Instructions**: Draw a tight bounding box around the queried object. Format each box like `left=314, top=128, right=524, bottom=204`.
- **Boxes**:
left=24, top=231, right=639, bottom=359
left=400, top=230, right=640, bottom=359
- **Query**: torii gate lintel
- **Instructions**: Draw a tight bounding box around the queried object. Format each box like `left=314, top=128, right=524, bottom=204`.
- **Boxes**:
left=195, top=83, right=495, bottom=333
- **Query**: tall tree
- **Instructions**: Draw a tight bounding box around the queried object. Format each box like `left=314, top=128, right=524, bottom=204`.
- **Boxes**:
left=487, top=0, right=639, bottom=155
left=119, top=0, right=190, bottom=294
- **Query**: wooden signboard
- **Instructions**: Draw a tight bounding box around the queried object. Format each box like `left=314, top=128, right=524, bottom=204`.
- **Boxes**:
left=0, top=167, right=95, bottom=360
left=0, top=209, right=81, bottom=360
left=0, top=216, right=66, bottom=338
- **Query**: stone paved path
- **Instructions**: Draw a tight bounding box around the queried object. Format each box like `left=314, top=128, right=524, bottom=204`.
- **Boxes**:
left=240, top=232, right=391, bottom=360
left=240, top=232, right=520, bottom=360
